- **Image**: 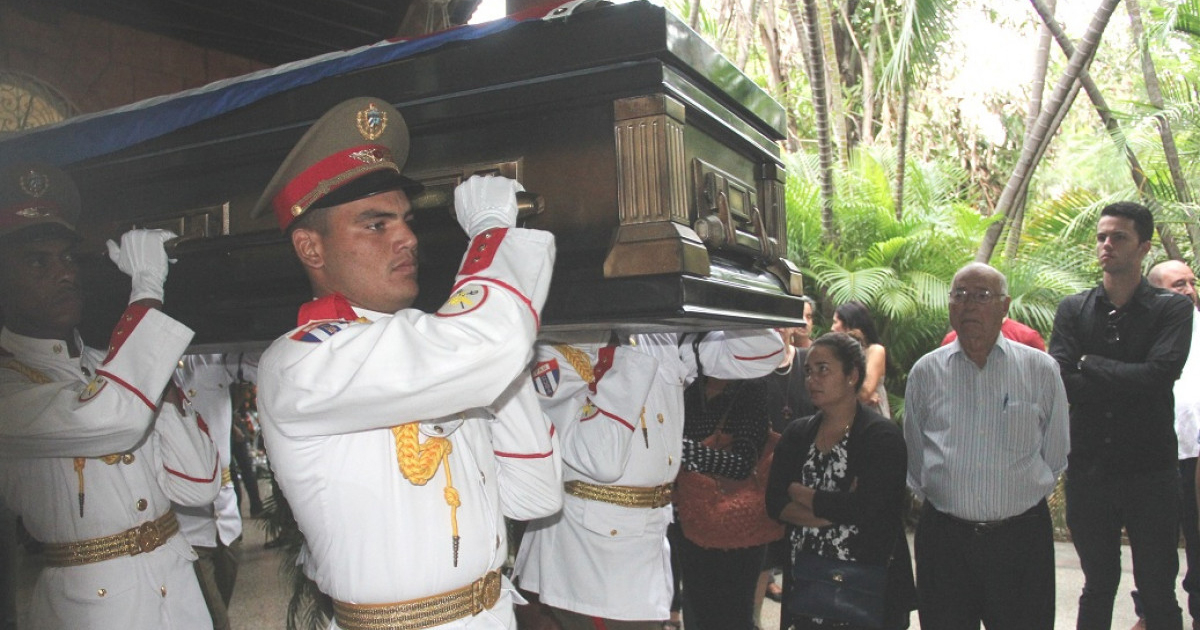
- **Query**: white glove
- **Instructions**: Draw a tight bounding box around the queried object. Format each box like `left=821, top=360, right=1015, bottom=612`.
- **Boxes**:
left=454, top=175, right=523, bottom=237
left=106, top=229, right=176, bottom=303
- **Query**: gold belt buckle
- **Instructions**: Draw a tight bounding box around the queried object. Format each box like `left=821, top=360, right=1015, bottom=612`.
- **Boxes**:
left=654, top=484, right=672, bottom=506
left=473, top=570, right=501, bottom=613
left=132, top=520, right=163, bottom=554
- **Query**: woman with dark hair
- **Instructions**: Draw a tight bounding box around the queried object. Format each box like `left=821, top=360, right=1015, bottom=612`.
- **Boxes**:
left=831, top=301, right=890, bottom=418
left=766, top=332, right=914, bottom=630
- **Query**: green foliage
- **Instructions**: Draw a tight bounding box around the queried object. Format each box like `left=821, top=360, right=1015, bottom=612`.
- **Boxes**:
left=784, top=146, right=1101, bottom=421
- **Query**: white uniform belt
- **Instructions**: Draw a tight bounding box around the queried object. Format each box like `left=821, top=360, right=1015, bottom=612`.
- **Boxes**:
left=332, top=570, right=502, bottom=630
left=563, top=480, right=674, bottom=508
left=43, top=510, right=179, bottom=567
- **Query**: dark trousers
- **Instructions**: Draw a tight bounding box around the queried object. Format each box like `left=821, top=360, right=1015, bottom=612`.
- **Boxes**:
left=676, top=532, right=767, bottom=630
left=1067, top=468, right=1183, bottom=630
left=914, top=501, right=1054, bottom=630
left=230, top=438, right=262, bottom=514
left=1181, top=458, right=1200, bottom=623
left=0, top=509, right=15, bottom=630
left=192, top=537, right=242, bottom=630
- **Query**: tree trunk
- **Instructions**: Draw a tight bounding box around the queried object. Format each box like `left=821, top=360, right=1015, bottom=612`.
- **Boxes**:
left=894, top=81, right=909, bottom=220
left=1127, top=0, right=1200, bottom=256
left=976, top=0, right=1121, bottom=263
left=860, top=0, right=883, bottom=144
left=1027, top=0, right=1184, bottom=261
left=816, top=0, right=849, bottom=166
left=689, top=0, right=701, bottom=30
left=787, top=0, right=837, bottom=241
left=1005, top=0, right=1055, bottom=260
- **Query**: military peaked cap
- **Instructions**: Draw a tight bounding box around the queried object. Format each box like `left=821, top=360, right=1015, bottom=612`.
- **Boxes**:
left=252, top=97, right=418, bottom=231
left=0, top=162, right=80, bottom=241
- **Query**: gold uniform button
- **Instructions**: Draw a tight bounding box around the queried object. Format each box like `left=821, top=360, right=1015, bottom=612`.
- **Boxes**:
left=160, top=586, right=167, bottom=597
left=668, top=456, right=673, bottom=465
left=657, top=413, right=664, bottom=424
left=136, top=499, right=148, bottom=511
left=610, top=529, right=618, bottom=536
left=97, top=589, right=107, bottom=597
left=122, top=453, right=135, bottom=465
left=53, top=344, right=63, bottom=354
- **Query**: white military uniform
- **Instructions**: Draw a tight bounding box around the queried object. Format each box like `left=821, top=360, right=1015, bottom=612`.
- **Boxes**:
left=0, top=306, right=221, bottom=630
left=257, top=227, right=561, bottom=630
left=175, top=354, right=243, bottom=554
left=514, top=330, right=784, bottom=621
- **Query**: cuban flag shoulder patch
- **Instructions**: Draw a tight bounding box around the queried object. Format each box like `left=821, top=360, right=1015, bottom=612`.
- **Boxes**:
left=290, top=320, right=354, bottom=343
left=531, top=358, right=560, bottom=397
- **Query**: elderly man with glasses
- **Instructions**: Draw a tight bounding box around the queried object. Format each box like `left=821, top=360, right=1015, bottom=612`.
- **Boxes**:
left=905, top=262, right=1069, bottom=630
left=1050, top=202, right=1194, bottom=630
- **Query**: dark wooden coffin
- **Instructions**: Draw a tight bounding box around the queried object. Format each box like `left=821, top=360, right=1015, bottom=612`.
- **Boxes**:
left=22, top=0, right=805, bottom=349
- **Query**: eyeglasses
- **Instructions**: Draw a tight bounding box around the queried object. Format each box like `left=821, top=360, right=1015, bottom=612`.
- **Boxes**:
left=1105, top=309, right=1126, bottom=343
left=948, top=289, right=1006, bottom=305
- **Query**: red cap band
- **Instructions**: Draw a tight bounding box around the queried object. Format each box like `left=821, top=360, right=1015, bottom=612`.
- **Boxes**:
left=271, top=144, right=396, bottom=229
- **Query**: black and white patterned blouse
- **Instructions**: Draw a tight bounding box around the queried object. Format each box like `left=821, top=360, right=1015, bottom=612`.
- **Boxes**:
left=792, top=434, right=861, bottom=626
left=680, top=378, right=770, bottom=479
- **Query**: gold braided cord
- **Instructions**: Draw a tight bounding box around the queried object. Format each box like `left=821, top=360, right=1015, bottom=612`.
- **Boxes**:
left=392, top=423, right=451, bottom=485
left=553, top=345, right=594, bottom=384
left=391, top=422, right=460, bottom=565
left=1, top=358, right=53, bottom=384
left=3, top=357, right=125, bottom=517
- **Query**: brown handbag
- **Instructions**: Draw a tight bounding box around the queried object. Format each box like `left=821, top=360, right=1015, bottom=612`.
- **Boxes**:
left=674, top=387, right=785, bottom=549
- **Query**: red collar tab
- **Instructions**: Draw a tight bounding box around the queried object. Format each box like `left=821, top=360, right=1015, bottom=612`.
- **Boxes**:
left=272, top=144, right=397, bottom=230
left=297, top=293, right=359, bottom=326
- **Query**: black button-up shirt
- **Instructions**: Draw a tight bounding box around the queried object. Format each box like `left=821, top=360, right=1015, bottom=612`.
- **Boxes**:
left=1050, top=278, right=1194, bottom=475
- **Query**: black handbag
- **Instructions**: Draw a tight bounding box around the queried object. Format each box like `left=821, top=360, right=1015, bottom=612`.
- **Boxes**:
left=788, top=551, right=887, bottom=628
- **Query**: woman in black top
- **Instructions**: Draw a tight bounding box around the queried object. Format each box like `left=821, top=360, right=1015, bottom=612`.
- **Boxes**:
left=765, top=332, right=915, bottom=630
left=676, top=374, right=775, bottom=630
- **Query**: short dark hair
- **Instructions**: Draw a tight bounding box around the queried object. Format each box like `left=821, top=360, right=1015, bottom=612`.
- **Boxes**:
left=287, top=205, right=332, bottom=237
left=1100, top=202, right=1154, bottom=242
left=810, top=332, right=867, bottom=392
left=834, top=300, right=880, bottom=345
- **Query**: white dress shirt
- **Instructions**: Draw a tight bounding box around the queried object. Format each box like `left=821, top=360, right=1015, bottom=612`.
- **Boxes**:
left=905, top=335, right=1070, bottom=522
left=1179, top=311, right=1200, bottom=459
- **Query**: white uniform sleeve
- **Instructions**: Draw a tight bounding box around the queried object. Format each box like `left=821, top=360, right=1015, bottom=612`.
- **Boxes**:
left=488, top=376, right=562, bottom=520
left=261, top=228, right=555, bottom=438
left=0, top=306, right=193, bottom=458
left=684, top=329, right=785, bottom=382
left=152, top=400, right=221, bottom=507
left=537, top=344, right=659, bottom=482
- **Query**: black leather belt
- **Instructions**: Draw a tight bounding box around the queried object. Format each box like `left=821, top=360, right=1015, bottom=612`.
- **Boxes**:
left=926, top=500, right=1046, bottom=536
